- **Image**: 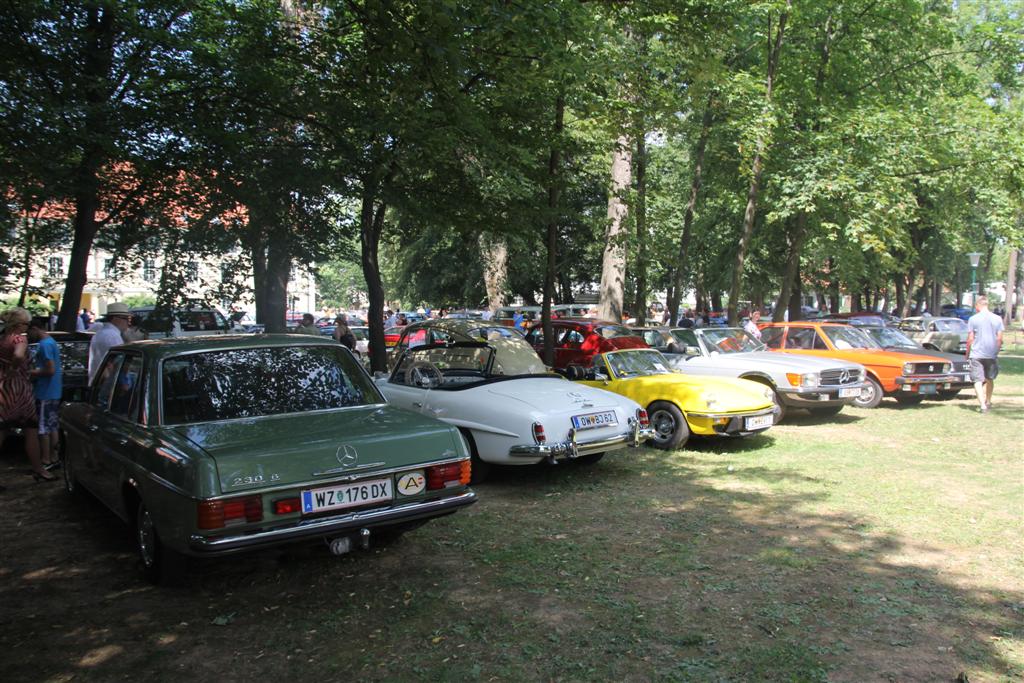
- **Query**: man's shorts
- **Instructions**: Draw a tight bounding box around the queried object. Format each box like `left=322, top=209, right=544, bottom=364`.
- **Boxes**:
left=969, top=358, right=999, bottom=383
left=36, top=399, right=61, bottom=435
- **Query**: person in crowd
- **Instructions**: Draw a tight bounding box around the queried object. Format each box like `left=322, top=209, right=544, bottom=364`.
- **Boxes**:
left=384, top=309, right=398, bottom=327
left=744, top=309, right=762, bottom=340
left=88, top=302, right=132, bottom=383
left=333, top=313, right=356, bottom=351
left=79, top=308, right=91, bottom=330
left=0, top=307, right=52, bottom=482
left=294, top=313, right=320, bottom=335
left=122, top=314, right=147, bottom=342
left=396, top=313, right=408, bottom=326
left=27, top=319, right=62, bottom=468
left=512, top=310, right=524, bottom=331
left=966, top=296, right=1004, bottom=413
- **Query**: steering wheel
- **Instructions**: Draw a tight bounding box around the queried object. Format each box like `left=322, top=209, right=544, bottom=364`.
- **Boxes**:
left=406, top=360, right=443, bottom=388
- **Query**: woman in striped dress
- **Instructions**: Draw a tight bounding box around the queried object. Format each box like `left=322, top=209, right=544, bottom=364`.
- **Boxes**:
left=0, top=307, right=52, bottom=481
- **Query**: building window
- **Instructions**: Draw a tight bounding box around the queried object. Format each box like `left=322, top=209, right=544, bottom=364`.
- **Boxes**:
left=186, top=260, right=199, bottom=282
left=48, top=257, right=63, bottom=277
left=143, top=259, right=156, bottom=283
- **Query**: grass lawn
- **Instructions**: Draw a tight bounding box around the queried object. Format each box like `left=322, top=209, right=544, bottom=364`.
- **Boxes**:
left=1, top=347, right=1021, bottom=682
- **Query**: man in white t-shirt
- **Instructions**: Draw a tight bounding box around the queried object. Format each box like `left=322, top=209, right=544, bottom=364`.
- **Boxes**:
left=88, top=302, right=132, bottom=383
left=966, top=296, right=1004, bottom=413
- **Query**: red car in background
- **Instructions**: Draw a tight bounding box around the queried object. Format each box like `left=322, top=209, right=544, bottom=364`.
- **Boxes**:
left=524, top=319, right=648, bottom=369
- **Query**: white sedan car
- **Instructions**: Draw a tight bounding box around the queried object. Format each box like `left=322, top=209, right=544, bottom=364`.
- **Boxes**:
left=376, top=337, right=654, bottom=482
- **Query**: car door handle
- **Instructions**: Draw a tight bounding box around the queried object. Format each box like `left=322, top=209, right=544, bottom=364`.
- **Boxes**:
left=412, top=402, right=423, bottom=408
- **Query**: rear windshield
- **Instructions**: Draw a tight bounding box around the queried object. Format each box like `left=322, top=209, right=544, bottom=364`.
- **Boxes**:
left=161, top=345, right=382, bottom=424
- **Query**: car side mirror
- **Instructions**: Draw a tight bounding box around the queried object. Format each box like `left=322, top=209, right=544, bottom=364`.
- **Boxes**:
left=592, top=371, right=609, bottom=383
left=685, top=345, right=701, bottom=356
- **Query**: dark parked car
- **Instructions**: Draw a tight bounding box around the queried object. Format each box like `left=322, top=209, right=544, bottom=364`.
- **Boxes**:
left=30, top=331, right=93, bottom=402
left=60, top=335, right=476, bottom=584
left=524, top=319, right=647, bottom=369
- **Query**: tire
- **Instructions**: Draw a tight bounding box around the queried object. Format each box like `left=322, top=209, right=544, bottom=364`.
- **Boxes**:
left=460, top=429, right=490, bottom=485
left=852, top=376, right=884, bottom=409
left=574, top=452, right=604, bottom=465
left=807, top=405, right=843, bottom=418
left=135, top=500, right=187, bottom=586
left=647, top=401, right=690, bottom=450
left=895, top=395, right=925, bottom=406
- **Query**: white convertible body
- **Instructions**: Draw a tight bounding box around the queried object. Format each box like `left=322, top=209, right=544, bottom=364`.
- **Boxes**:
left=377, top=339, right=654, bottom=468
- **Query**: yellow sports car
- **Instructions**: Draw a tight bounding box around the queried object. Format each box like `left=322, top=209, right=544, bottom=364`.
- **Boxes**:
left=571, top=348, right=776, bottom=450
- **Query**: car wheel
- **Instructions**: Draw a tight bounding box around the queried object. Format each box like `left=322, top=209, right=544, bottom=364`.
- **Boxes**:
left=647, top=401, right=690, bottom=450
left=460, top=429, right=490, bottom=485
left=895, top=395, right=925, bottom=406
left=574, top=452, right=604, bottom=465
left=135, top=500, right=187, bottom=586
left=853, top=376, right=883, bottom=409
left=807, top=405, right=843, bottom=418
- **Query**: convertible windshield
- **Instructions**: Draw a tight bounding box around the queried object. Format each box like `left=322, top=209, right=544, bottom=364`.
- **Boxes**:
left=604, top=349, right=674, bottom=378
left=161, top=345, right=382, bottom=424
left=392, top=338, right=548, bottom=389
left=865, top=327, right=917, bottom=348
left=697, top=328, right=764, bottom=353
left=821, top=326, right=878, bottom=350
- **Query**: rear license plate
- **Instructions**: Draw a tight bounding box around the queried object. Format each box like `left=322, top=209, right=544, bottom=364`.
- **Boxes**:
left=745, top=414, right=773, bottom=430
left=918, top=383, right=938, bottom=395
left=572, top=411, right=618, bottom=430
left=302, top=478, right=392, bottom=514
left=839, top=387, right=861, bottom=398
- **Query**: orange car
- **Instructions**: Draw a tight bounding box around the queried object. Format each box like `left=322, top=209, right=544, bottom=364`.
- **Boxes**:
left=758, top=322, right=959, bottom=408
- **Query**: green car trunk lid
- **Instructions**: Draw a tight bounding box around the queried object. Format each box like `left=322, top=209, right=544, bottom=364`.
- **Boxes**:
left=168, top=405, right=461, bottom=494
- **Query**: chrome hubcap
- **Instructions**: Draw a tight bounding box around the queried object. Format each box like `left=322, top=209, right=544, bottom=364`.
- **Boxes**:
left=137, top=507, right=156, bottom=567
left=650, top=410, right=676, bottom=443
left=857, top=384, right=876, bottom=406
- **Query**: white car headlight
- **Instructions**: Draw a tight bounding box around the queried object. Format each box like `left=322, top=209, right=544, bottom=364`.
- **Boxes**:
left=943, top=363, right=951, bottom=373
left=785, top=372, right=819, bottom=388
left=902, top=362, right=914, bottom=375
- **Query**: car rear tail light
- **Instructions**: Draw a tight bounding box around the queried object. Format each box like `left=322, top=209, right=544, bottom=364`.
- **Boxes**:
left=197, top=494, right=263, bottom=529
left=273, top=497, right=301, bottom=515
left=532, top=422, right=546, bottom=444
left=636, top=409, right=649, bottom=428
left=426, top=461, right=471, bottom=490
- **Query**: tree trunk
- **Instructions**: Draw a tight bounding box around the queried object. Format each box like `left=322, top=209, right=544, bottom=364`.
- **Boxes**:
left=361, top=178, right=388, bottom=373
left=787, top=263, right=802, bottom=321
left=541, top=95, right=564, bottom=366
left=668, top=98, right=713, bottom=327
left=263, top=236, right=290, bottom=333
left=632, top=133, right=648, bottom=325
left=17, top=213, right=34, bottom=307
left=1005, top=247, right=1018, bottom=326
left=598, top=135, right=631, bottom=322
left=479, top=233, right=508, bottom=313
left=250, top=238, right=268, bottom=324
left=727, top=3, right=790, bottom=325
left=772, top=212, right=807, bottom=321
left=711, top=291, right=723, bottom=312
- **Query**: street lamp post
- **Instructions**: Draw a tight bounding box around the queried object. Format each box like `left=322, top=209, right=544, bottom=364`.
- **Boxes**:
left=967, top=252, right=983, bottom=306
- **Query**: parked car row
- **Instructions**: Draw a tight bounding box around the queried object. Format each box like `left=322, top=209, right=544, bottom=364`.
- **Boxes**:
left=46, top=307, right=976, bottom=586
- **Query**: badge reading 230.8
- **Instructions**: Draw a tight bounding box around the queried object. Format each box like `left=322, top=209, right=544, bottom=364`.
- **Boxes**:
left=397, top=471, right=426, bottom=496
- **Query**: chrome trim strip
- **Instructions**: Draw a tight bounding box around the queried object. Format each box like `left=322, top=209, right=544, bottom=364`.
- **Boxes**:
left=685, top=406, right=775, bottom=420
left=188, top=490, right=477, bottom=554
left=508, top=427, right=656, bottom=459
left=204, top=455, right=470, bottom=499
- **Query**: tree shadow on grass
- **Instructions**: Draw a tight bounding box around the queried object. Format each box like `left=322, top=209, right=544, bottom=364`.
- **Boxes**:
left=0, top=439, right=1020, bottom=682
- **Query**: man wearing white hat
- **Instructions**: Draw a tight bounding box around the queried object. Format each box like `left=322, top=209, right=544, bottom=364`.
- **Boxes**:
left=88, top=302, right=133, bottom=383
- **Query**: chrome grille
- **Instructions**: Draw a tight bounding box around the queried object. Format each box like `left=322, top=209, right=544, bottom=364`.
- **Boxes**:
left=820, top=369, right=860, bottom=386
left=910, top=362, right=947, bottom=375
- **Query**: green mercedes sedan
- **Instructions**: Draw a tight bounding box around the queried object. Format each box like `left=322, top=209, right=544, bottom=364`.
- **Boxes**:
left=60, top=335, right=476, bottom=584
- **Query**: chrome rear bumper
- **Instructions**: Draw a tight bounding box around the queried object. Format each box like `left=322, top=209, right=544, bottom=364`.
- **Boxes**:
left=509, top=420, right=656, bottom=463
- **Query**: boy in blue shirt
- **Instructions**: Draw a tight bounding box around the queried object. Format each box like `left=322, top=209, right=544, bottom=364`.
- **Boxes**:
left=28, top=320, right=62, bottom=468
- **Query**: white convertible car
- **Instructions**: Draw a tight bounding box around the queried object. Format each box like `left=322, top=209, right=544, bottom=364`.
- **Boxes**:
left=376, top=337, right=654, bottom=482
